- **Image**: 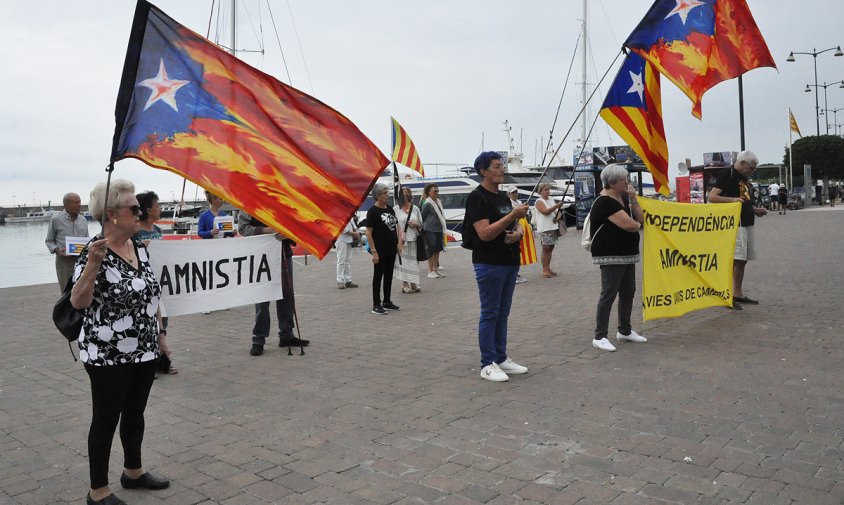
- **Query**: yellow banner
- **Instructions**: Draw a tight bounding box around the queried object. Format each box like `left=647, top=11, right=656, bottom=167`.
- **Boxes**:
left=639, top=198, right=741, bottom=321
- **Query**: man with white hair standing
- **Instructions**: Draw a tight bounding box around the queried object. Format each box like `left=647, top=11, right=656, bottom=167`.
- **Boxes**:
left=45, top=192, right=89, bottom=291
left=708, top=150, right=767, bottom=309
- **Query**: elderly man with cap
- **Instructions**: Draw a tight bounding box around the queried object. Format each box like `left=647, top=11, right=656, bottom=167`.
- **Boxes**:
left=45, top=192, right=90, bottom=291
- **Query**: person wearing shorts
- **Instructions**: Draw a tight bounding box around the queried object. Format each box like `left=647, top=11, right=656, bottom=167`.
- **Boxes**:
left=708, top=150, right=767, bottom=310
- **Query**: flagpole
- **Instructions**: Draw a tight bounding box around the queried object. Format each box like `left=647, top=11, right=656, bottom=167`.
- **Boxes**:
left=738, top=76, right=746, bottom=151
left=788, top=109, right=794, bottom=190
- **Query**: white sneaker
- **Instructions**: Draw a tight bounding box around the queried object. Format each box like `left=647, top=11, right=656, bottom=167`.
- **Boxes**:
left=498, top=357, right=528, bottom=375
left=437, top=266, right=445, bottom=271
left=617, top=330, right=647, bottom=343
left=427, top=272, right=439, bottom=279
left=435, top=271, right=446, bottom=278
left=480, top=363, right=509, bottom=382
left=592, top=338, right=616, bottom=352
left=515, top=275, right=527, bottom=284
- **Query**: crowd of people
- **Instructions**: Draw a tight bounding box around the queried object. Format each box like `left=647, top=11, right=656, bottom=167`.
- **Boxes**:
left=49, top=150, right=772, bottom=504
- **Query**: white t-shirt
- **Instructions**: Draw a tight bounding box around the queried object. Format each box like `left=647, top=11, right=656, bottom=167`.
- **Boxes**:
left=768, top=183, right=780, bottom=197
left=534, top=197, right=558, bottom=233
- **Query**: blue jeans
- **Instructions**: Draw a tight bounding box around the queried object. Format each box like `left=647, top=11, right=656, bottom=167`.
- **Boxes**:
left=474, top=263, right=518, bottom=367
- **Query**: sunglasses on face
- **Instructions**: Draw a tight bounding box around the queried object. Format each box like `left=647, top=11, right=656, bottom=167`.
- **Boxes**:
left=125, top=205, right=141, bottom=214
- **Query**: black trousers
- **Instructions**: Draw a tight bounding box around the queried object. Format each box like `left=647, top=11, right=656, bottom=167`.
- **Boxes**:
left=371, top=251, right=396, bottom=306
left=85, top=360, right=157, bottom=489
left=252, top=254, right=295, bottom=345
left=594, top=263, right=636, bottom=340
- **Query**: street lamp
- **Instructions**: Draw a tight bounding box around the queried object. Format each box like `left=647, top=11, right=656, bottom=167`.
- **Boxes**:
left=787, top=46, right=844, bottom=136
left=819, top=106, right=844, bottom=135
left=806, top=81, right=844, bottom=134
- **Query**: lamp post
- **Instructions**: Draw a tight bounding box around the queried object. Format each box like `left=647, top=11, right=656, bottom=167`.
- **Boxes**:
left=787, top=46, right=844, bottom=136
left=806, top=81, right=844, bottom=134
left=819, top=105, right=844, bottom=135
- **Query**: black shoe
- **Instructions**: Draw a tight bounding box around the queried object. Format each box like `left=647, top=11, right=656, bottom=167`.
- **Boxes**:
left=382, top=301, right=400, bottom=311
left=345, top=282, right=359, bottom=288
left=87, top=493, right=127, bottom=505
left=120, top=472, right=170, bottom=490
left=371, top=305, right=386, bottom=315
left=279, top=337, right=310, bottom=347
left=249, top=344, right=264, bottom=356
left=729, top=301, right=743, bottom=310
left=733, top=295, right=759, bottom=305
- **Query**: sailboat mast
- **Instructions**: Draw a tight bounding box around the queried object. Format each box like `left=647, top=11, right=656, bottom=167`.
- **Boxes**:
left=230, top=0, right=237, bottom=57
left=579, top=0, right=588, bottom=150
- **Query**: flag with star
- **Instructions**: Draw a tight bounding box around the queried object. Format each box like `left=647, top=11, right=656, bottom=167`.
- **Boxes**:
left=599, top=52, right=670, bottom=196
left=624, top=0, right=776, bottom=119
left=110, top=0, right=389, bottom=259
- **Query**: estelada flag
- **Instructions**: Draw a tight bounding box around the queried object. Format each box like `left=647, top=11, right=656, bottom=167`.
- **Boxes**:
left=110, top=0, right=389, bottom=259
left=789, top=109, right=802, bottom=138
left=599, top=53, right=670, bottom=196
left=624, top=0, right=776, bottom=119
left=391, top=117, right=425, bottom=176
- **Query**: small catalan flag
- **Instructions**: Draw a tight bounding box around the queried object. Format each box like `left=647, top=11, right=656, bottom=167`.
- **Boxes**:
left=391, top=117, right=425, bottom=176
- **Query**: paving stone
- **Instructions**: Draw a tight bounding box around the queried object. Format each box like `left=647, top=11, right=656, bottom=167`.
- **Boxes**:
left=2, top=208, right=844, bottom=505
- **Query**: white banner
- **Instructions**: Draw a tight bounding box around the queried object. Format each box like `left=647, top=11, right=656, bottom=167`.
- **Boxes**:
left=147, top=235, right=283, bottom=316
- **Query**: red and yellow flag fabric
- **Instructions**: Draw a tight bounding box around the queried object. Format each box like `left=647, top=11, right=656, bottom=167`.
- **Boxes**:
left=110, top=0, right=388, bottom=259
left=789, top=109, right=802, bottom=138
left=599, top=53, right=670, bottom=196
left=390, top=117, right=425, bottom=176
left=624, top=0, right=776, bottom=119
left=517, top=218, right=537, bottom=266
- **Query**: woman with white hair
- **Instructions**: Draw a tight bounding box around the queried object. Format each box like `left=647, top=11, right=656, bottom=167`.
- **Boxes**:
left=71, top=179, right=170, bottom=504
left=588, top=165, right=646, bottom=352
left=365, top=183, right=401, bottom=315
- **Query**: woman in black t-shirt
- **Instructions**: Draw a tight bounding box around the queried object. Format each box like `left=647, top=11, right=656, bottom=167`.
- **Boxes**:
left=588, top=165, right=646, bottom=352
left=366, top=183, right=401, bottom=315
left=465, top=152, right=530, bottom=382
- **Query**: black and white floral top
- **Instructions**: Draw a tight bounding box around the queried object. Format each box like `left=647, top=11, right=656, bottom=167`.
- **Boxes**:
left=72, top=238, right=161, bottom=366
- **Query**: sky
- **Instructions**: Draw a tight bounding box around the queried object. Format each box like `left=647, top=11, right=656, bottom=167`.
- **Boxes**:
left=2, top=0, right=844, bottom=209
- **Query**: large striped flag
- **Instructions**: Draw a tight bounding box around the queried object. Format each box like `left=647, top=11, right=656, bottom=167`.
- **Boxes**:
left=599, top=52, right=670, bottom=196
left=624, top=0, right=775, bottom=119
left=789, top=108, right=802, bottom=138
left=110, top=0, right=389, bottom=259
left=517, top=217, right=537, bottom=266
left=390, top=117, right=425, bottom=176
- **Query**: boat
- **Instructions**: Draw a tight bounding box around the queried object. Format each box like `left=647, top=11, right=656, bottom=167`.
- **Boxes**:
left=356, top=154, right=576, bottom=232
left=4, top=207, right=58, bottom=223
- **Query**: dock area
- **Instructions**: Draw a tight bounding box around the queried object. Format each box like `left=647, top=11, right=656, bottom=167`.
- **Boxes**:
left=1, top=206, right=843, bottom=504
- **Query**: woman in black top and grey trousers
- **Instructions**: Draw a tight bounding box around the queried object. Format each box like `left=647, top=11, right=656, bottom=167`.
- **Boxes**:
left=588, top=164, right=646, bottom=352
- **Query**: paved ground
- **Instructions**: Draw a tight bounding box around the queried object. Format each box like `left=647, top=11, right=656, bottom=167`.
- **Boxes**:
left=1, top=205, right=843, bottom=505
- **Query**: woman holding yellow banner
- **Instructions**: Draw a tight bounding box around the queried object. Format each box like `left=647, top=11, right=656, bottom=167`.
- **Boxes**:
left=588, top=165, right=646, bottom=352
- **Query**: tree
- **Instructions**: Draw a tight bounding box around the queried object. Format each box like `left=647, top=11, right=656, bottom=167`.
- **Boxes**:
left=783, top=135, right=844, bottom=201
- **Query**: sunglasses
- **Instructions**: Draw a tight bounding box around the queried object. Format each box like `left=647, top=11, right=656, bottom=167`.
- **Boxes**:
left=124, top=204, right=141, bottom=214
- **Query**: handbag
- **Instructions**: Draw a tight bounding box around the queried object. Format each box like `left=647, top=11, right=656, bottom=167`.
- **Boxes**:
left=53, top=278, right=82, bottom=342
left=53, top=278, right=82, bottom=361
left=416, top=238, right=430, bottom=261
left=554, top=209, right=567, bottom=237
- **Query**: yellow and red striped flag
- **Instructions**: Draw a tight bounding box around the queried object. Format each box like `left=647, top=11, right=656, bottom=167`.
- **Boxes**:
left=517, top=217, right=537, bottom=266
left=391, top=117, right=425, bottom=176
left=789, top=109, right=802, bottom=138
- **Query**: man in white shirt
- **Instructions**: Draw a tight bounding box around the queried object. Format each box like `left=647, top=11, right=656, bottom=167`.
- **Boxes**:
left=767, top=182, right=780, bottom=211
